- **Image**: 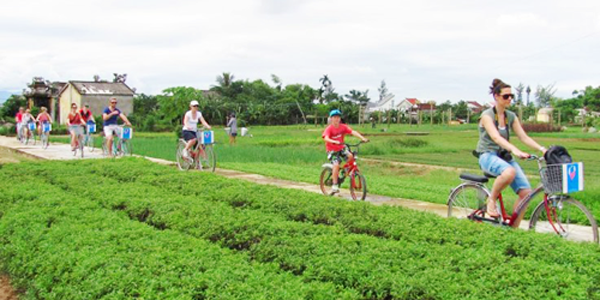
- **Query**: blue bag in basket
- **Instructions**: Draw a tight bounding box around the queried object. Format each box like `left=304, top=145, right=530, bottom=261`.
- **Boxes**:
left=28, top=122, right=36, bottom=130
left=562, top=162, right=584, bottom=194
left=87, top=122, right=96, bottom=133
left=42, top=123, right=52, bottom=133
left=200, top=131, right=214, bottom=144
left=121, top=127, right=133, bottom=139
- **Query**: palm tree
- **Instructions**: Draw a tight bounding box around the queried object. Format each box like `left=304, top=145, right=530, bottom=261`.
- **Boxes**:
left=211, top=72, right=235, bottom=96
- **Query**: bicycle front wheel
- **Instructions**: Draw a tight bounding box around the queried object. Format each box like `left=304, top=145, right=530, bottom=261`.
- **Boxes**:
left=176, top=140, right=192, bottom=171
left=349, top=171, right=367, bottom=201
left=122, top=139, right=132, bottom=156
left=447, top=183, right=490, bottom=220
left=529, top=196, right=599, bottom=243
left=198, top=144, right=216, bottom=172
left=78, top=135, right=84, bottom=158
left=87, top=135, right=95, bottom=152
left=41, top=133, right=49, bottom=149
left=319, top=167, right=335, bottom=196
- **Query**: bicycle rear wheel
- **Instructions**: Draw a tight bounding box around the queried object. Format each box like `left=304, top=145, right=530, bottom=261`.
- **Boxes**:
left=198, top=144, right=216, bottom=172
left=529, top=196, right=599, bottom=243
left=349, top=171, right=367, bottom=200
left=447, top=183, right=490, bottom=220
left=176, top=140, right=193, bottom=171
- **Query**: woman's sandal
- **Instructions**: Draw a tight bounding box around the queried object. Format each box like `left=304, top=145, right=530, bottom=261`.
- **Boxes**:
left=486, top=201, right=500, bottom=218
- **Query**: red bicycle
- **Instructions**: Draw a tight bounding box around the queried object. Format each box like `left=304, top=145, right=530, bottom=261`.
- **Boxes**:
left=448, top=154, right=598, bottom=243
left=319, top=142, right=367, bottom=200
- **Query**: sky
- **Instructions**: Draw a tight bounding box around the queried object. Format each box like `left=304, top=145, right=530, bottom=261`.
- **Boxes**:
left=1, top=0, right=600, bottom=104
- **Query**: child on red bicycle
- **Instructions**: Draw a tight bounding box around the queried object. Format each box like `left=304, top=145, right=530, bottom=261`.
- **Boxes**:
left=322, top=109, right=368, bottom=193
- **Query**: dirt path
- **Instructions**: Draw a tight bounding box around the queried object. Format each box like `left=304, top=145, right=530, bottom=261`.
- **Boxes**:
left=0, top=276, right=18, bottom=300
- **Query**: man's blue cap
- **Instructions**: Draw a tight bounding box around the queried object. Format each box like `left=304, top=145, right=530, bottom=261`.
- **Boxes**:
left=329, top=109, right=342, bottom=117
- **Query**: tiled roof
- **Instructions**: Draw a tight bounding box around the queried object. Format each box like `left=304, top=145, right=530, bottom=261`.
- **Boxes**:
left=69, top=81, right=135, bottom=96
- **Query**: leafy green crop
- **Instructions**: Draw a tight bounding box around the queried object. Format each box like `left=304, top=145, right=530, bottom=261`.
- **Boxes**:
left=2, top=158, right=600, bottom=299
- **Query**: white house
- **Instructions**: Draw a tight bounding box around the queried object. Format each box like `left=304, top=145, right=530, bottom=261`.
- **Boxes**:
left=367, top=94, right=396, bottom=113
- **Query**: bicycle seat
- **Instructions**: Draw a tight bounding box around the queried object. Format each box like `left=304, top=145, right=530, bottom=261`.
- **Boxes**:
left=483, top=172, right=497, bottom=179
left=459, top=173, right=489, bottom=183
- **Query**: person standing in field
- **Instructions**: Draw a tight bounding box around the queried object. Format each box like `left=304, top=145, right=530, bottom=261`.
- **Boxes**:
left=322, top=109, right=368, bottom=193
left=35, top=106, right=52, bottom=136
left=102, top=97, right=132, bottom=158
left=227, top=112, right=237, bottom=145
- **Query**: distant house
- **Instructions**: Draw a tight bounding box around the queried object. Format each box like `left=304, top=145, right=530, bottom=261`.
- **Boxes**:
left=536, top=107, right=554, bottom=123
left=467, top=101, right=484, bottom=113
left=57, top=81, right=135, bottom=124
left=397, top=98, right=420, bottom=112
left=367, top=94, right=396, bottom=113
left=417, top=103, right=436, bottom=112
left=23, top=77, right=67, bottom=121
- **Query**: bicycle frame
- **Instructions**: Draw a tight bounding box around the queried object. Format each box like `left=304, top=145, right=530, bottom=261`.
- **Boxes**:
left=459, top=155, right=557, bottom=227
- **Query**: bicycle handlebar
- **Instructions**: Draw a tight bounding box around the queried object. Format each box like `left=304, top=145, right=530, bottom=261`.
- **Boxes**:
left=344, top=140, right=369, bottom=148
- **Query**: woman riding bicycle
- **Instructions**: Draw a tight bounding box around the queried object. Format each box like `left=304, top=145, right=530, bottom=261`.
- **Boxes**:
left=102, top=97, right=132, bottom=158
left=181, top=100, right=211, bottom=159
left=477, top=78, right=547, bottom=226
left=67, top=103, right=86, bottom=151
left=36, top=106, right=52, bottom=136
left=21, top=108, right=35, bottom=139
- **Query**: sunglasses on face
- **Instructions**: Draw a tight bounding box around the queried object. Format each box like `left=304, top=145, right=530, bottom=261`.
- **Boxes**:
left=192, top=105, right=199, bottom=107
left=500, top=94, right=514, bottom=100
left=110, top=102, right=117, bottom=104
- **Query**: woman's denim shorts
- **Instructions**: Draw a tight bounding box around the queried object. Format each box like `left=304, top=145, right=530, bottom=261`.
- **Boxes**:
left=479, top=151, right=531, bottom=193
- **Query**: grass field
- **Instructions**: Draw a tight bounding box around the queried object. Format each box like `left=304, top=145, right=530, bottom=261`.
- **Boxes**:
left=48, top=124, right=600, bottom=219
left=107, top=124, right=600, bottom=218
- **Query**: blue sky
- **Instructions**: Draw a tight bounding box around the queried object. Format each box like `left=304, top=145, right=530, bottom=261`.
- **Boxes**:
left=1, top=0, right=599, bottom=104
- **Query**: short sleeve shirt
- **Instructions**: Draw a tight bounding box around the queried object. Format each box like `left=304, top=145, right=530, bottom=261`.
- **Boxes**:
left=15, top=112, right=23, bottom=123
left=103, top=107, right=121, bottom=126
left=322, top=124, right=353, bottom=152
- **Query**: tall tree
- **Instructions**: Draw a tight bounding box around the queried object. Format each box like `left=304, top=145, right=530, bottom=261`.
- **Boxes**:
left=526, top=85, right=531, bottom=106
left=535, top=84, right=557, bottom=107
left=378, top=80, right=390, bottom=102
left=515, top=83, right=525, bottom=105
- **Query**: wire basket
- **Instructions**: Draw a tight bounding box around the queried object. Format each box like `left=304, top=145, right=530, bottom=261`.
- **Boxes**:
left=539, top=164, right=566, bottom=194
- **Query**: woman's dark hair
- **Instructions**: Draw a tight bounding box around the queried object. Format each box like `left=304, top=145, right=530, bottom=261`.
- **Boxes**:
left=489, top=78, right=511, bottom=95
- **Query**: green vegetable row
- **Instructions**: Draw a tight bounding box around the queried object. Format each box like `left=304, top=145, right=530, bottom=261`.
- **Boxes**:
left=4, top=158, right=600, bottom=299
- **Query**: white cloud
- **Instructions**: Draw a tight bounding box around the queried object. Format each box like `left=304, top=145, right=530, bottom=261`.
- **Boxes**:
left=1, top=0, right=599, bottom=102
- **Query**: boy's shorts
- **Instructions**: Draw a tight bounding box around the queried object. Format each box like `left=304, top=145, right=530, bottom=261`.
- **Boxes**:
left=327, top=148, right=351, bottom=165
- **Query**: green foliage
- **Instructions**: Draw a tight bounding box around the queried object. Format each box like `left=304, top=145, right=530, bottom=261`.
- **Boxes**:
left=0, top=95, right=26, bottom=120
left=2, top=159, right=600, bottom=299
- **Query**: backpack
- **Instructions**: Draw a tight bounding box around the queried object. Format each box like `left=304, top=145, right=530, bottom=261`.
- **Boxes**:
left=544, top=145, right=572, bottom=165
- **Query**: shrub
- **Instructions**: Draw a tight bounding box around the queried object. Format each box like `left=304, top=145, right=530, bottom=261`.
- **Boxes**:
left=521, top=122, right=563, bottom=133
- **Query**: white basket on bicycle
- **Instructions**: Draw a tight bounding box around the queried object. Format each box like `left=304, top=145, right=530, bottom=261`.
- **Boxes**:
left=120, top=127, right=133, bottom=139
left=28, top=122, right=36, bottom=130
left=198, top=130, right=214, bottom=144
left=540, top=162, right=584, bottom=194
left=87, top=123, right=96, bottom=133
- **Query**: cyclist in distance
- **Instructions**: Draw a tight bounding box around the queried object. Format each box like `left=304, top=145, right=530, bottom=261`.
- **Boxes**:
left=80, top=104, right=95, bottom=128
left=102, top=97, right=132, bottom=158
left=477, top=78, right=548, bottom=226
left=15, top=107, right=24, bottom=139
left=21, top=108, right=36, bottom=140
left=67, top=103, right=86, bottom=150
left=181, top=100, right=211, bottom=159
left=35, top=106, right=52, bottom=136
left=322, top=109, right=368, bottom=194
